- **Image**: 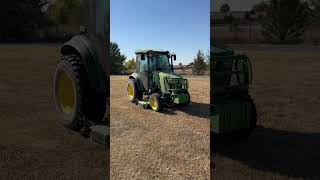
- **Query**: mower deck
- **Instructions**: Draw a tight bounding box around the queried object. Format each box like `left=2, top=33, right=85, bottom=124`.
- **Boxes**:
left=137, top=100, right=149, bottom=109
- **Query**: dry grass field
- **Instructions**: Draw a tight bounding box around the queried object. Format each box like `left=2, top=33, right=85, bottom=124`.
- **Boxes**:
left=110, top=75, right=210, bottom=179
left=0, top=44, right=108, bottom=180
left=211, top=45, right=320, bottom=180
left=1, top=44, right=319, bottom=180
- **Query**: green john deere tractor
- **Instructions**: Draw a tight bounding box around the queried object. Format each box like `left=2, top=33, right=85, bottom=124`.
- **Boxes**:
left=127, top=49, right=190, bottom=112
left=53, top=0, right=110, bottom=132
left=210, top=44, right=256, bottom=138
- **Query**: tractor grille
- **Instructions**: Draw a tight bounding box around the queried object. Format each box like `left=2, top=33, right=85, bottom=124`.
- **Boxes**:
left=212, top=56, right=252, bottom=93
left=167, top=78, right=188, bottom=91
left=230, top=60, right=245, bottom=87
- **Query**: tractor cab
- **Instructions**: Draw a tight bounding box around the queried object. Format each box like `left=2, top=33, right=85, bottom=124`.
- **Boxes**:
left=135, top=49, right=177, bottom=91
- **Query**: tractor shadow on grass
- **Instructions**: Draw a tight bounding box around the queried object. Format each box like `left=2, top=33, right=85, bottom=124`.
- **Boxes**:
left=211, top=126, right=320, bottom=179
left=162, top=101, right=210, bottom=119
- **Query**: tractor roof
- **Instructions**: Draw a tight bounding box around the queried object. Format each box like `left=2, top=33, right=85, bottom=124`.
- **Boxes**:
left=135, top=49, right=170, bottom=54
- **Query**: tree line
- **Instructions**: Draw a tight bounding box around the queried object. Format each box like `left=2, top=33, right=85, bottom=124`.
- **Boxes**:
left=0, top=0, right=83, bottom=41
left=2, top=0, right=318, bottom=43
left=111, top=42, right=210, bottom=76
left=218, top=0, right=320, bottom=43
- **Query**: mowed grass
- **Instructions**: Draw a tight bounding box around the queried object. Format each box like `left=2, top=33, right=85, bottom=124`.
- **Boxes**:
left=212, top=45, right=320, bottom=180
left=110, top=75, right=210, bottom=179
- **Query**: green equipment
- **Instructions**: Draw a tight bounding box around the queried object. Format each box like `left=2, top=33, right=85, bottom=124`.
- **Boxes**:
left=127, top=49, right=190, bottom=112
left=210, top=44, right=256, bottom=137
left=53, top=0, right=110, bottom=131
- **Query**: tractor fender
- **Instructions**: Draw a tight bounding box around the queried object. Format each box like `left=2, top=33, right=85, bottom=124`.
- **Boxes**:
left=61, top=34, right=109, bottom=94
left=129, top=73, right=144, bottom=91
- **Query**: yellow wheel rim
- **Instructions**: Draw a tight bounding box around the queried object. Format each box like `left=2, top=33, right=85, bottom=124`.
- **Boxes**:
left=57, top=71, right=75, bottom=114
left=149, top=97, right=158, bottom=110
left=127, top=84, right=134, bottom=98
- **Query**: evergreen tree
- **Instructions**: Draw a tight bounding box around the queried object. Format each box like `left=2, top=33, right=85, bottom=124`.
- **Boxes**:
left=110, top=42, right=126, bottom=75
left=192, top=50, right=207, bottom=75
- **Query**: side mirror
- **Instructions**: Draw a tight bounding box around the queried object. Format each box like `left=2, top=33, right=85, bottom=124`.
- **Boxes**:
left=172, top=54, right=176, bottom=61
left=141, top=54, right=145, bottom=60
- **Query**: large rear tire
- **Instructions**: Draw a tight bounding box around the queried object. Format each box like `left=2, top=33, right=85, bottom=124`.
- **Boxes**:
left=181, top=91, right=191, bottom=106
left=54, top=55, right=86, bottom=130
left=127, top=79, right=141, bottom=103
left=54, top=54, right=107, bottom=130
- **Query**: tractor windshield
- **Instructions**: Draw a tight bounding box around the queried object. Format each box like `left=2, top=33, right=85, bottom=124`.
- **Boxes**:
left=150, top=54, right=171, bottom=72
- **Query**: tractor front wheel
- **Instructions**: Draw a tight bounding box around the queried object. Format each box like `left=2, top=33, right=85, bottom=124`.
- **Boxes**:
left=237, top=96, right=257, bottom=139
left=181, top=92, right=191, bottom=106
left=149, top=93, right=162, bottom=112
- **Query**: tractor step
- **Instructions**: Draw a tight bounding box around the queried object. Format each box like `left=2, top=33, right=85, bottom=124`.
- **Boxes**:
left=137, top=100, right=149, bottom=109
left=90, top=125, right=109, bottom=146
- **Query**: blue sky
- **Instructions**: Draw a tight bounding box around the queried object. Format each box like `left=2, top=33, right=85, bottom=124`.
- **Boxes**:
left=111, top=0, right=210, bottom=65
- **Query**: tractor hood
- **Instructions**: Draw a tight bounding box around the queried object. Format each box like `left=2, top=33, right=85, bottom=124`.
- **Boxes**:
left=157, top=72, right=189, bottom=93
left=159, top=71, right=183, bottom=80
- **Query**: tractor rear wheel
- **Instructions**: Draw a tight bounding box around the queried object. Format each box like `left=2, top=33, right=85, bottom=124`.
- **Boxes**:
left=54, top=55, right=86, bottom=130
left=149, top=93, right=162, bottom=112
left=127, top=79, right=141, bottom=103
left=54, top=54, right=107, bottom=130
